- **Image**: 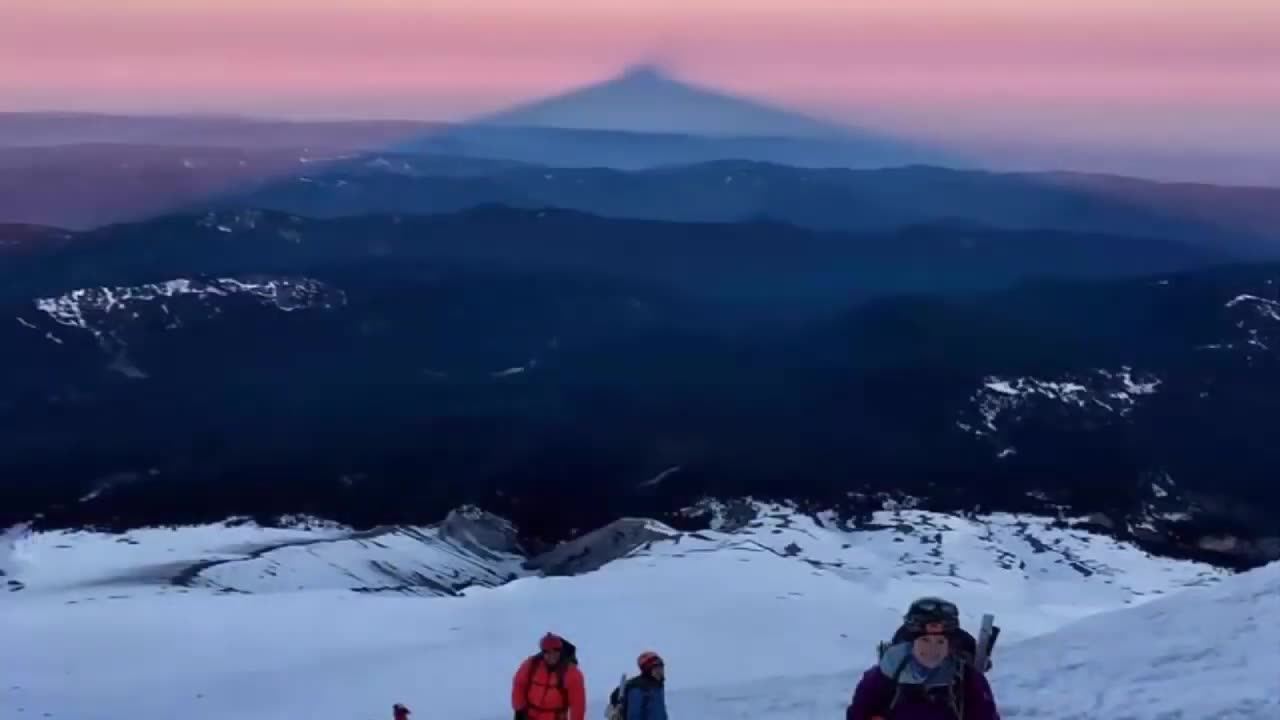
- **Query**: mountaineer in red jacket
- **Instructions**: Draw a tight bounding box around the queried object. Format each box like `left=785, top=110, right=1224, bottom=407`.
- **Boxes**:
left=512, top=632, right=586, bottom=720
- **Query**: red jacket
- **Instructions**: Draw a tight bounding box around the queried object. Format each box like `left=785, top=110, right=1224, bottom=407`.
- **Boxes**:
left=512, top=656, right=586, bottom=720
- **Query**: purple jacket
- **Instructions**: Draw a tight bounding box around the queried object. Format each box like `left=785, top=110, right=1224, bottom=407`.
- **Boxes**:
left=845, top=643, right=1000, bottom=720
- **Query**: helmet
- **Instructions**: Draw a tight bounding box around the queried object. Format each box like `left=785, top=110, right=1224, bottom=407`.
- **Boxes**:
left=637, top=651, right=663, bottom=671
left=540, top=632, right=564, bottom=652
left=393, top=704, right=411, bottom=717
left=904, top=596, right=959, bottom=633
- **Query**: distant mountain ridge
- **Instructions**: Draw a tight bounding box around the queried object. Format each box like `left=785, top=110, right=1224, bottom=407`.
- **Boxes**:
left=0, top=207, right=1228, bottom=307
left=1, top=207, right=1278, bottom=568
left=3, top=144, right=1277, bottom=258
left=5, top=109, right=1277, bottom=186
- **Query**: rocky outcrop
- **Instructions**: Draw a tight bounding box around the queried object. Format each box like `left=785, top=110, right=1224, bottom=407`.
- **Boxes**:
left=440, top=506, right=524, bottom=560
left=526, top=518, right=678, bottom=576
left=1196, top=535, right=1280, bottom=564
left=1, top=524, right=28, bottom=592
left=1, top=523, right=26, bottom=571
left=674, top=498, right=763, bottom=534
left=176, top=523, right=527, bottom=596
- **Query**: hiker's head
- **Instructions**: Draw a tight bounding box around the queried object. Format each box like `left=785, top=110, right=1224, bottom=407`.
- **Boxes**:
left=910, top=631, right=951, bottom=668
left=392, top=703, right=411, bottom=720
left=904, top=596, right=960, bottom=633
left=637, top=651, right=664, bottom=680
left=540, top=632, right=564, bottom=664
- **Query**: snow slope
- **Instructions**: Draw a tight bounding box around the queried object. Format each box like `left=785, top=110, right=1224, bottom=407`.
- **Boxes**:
left=638, top=506, right=1225, bottom=641
left=5, top=516, right=524, bottom=598
left=995, top=559, right=1280, bottom=719
left=6, top=505, right=1222, bottom=618
left=4, top=505, right=1258, bottom=720
left=647, top=559, right=1280, bottom=720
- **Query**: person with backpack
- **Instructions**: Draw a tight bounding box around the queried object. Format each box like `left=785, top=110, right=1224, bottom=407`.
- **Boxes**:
left=846, top=597, right=1001, bottom=720
left=606, top=651, right=667, bottom=720
left=513, top=632, right=586, bottom=720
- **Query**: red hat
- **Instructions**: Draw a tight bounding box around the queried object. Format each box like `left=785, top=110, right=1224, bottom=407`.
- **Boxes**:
left=637, top=651, right=663, bottom=671
left=540, top=633, right=564, bottom=652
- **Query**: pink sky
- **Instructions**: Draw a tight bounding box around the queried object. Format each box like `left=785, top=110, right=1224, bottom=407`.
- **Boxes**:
left=3, top=0, right=1278, bottom=151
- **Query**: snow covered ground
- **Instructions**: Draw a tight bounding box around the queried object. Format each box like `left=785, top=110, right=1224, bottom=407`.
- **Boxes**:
left=3, top=514, right=526, bottom=597
left=3, top=506, right=1273, bottom=720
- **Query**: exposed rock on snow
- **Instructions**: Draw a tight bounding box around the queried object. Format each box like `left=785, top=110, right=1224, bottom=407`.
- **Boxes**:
left=5, top=516, right=524, bottom=598
left=183, top=525, right=526, bottom=596
left=527, top=518, right=680, bottom=576
left=1, top=523, right=30, bottom=592
left=678, top=498, right=763, bottom=533
left=439, top=506, right=524, bottom=559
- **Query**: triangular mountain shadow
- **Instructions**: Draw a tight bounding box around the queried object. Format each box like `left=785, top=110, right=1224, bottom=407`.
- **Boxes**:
left=471, top=63, right=844, bottom=138
left=394, top=63, right=967, bottom=170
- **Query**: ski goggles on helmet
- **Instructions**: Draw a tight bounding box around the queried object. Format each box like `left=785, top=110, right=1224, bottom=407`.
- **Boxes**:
left=908, top=598, right=959, bottom=619
left=905, top=598, right=960, bottom=631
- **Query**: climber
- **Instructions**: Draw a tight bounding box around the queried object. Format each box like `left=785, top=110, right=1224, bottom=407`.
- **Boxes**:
left=392, top=703, right=411, bottom=720
left=512, top=632, right=586, bottom=720
left=886, top=598, right=989, bottom=671
left=846, top=597, right=1001, bottom=720
left=607, top=651, right=667, bottom=720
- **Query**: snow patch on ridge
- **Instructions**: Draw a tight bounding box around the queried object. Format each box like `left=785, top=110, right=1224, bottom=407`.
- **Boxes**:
left=30, top=276, right=345, bottom=348
left=958, top=367, right=1161, bottom=455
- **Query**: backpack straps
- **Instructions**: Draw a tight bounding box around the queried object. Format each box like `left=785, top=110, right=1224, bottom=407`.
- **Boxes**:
left=884, top=655, right=966, bottom=720
left=524, top=655, right=540, bottom=707
left=950, top=663, right=966, bottom=720
left=524, top=655, right=571, bottom=717
left=884, top=650, right=912, bottom=713
left=557, top=665, right=570, bottom=719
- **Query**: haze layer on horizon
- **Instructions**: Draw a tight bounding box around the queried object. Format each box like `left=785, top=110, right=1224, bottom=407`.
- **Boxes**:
left=5, top=1, right=1278, bottom=163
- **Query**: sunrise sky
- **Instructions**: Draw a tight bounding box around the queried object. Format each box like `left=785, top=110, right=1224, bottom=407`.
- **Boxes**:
left=4, top=0, right=1278, bottom=152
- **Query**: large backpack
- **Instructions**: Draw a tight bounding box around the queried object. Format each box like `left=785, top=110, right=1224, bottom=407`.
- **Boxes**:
left=559, top=638, right=578, bottom=666
left=604, top=675, right=649, bottom=720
